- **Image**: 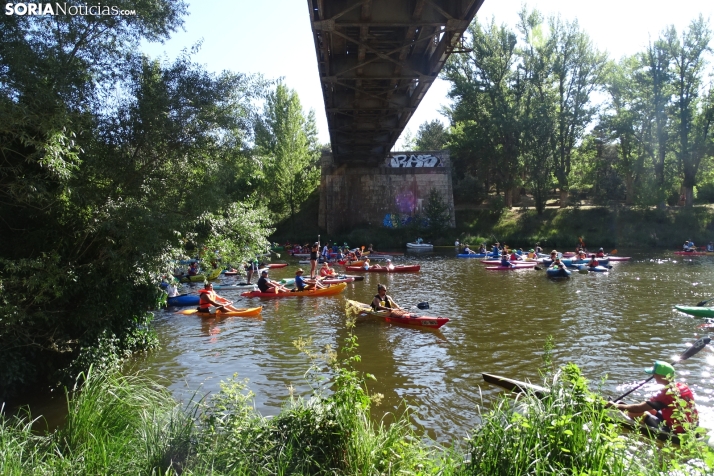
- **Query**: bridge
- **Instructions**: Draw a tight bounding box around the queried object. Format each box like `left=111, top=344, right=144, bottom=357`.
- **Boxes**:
left=307, top=0, right=483, bottom=165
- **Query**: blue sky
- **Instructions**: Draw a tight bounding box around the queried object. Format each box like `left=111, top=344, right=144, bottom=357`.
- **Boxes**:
left=142, top=1, right=714, bottom=146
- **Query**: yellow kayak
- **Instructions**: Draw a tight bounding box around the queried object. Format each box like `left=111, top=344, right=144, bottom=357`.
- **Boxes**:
left=178, top=306, right=263, bottom=318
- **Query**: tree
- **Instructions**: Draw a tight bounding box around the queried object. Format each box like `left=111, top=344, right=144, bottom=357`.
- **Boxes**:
left=414, top=120, right=448, bottom=150
left=549, top=16, right=608, bottom=207
left=670, top=16, right=713, bottom=206
left=423, top=188, right=452, bottom=235
left=443, top=18, right=524, bottom=207
left=254, top=83, right=321, bottom=230
left=0, top=6, right=275, bottom=394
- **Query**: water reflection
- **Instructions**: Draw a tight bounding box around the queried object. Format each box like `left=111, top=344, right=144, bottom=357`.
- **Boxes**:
left=132, top=250, right=714, bottom=442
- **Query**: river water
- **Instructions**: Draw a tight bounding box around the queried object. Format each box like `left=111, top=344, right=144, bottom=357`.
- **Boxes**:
left=120, top=249, right=714, bottom=443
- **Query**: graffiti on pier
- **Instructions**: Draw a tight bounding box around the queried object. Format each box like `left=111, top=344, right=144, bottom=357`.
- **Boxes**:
left=387, top=154, right=442, bottom=168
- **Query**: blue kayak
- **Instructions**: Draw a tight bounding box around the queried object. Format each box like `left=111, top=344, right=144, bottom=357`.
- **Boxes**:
left=546, top=267, right=571, bottom=278
left=577, top=265, right=609, bottom=273
left=167, top=294, right=199, bottom=306
left=457, top=253, right=489, bottom=258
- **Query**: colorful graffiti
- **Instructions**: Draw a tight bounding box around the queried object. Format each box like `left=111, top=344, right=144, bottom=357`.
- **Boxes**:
left=388, top=154, right=442, bottom=167
left=382, top=213, right=413, bottom=228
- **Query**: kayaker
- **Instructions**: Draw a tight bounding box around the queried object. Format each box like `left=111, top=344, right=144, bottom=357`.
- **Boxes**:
left=198, top=282, right=241, bottom=313
left=708, top=242, right=714, bottom=252
left=319, top=261, right=336, bottom=277
left=596, top=247, right=606, bottom=258
left=257, top=270, right=289, bottom=294
left=478, top=244, right=486, bottom=254
left=371, top=284, right=404, bottom=312
left=551, top=257, right=564, bottom=269
left=463, top=245, right=476, bottom=255
left=362, top=258, right=370, bottom=270
left=310, top=241, right=320, bottom=278
left=534, top=242, right=543, bottom=254
left=385, top=258, right=395, bottom=270
left=607, top=361, right=698, bottom=435
left=455, top=239, right=460, bottom=247
left=294, top=268, right=324, bottom=291
left=367, top=243, right=374, bottom=253
left=500, top=252, right=511, bottom=267
left=188, top=262, right=199, bottom=276
left=509, top=250, right=519, bottom=261
left=321, top=242, right=329, bottom=260
left=587, top=254, right=599, bottom=268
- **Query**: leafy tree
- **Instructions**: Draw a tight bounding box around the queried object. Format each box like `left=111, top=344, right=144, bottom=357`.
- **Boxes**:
left=423, top=188, right=452, bottom=235
left=443, top=18, right=524, bottom=207
left=549, top=16, right=608, bottom=207
left=254, top=83, right=321, bottom=230
left=670, top=16, right=713, bottom=206
left=414, top=120, right=448, bottom=150
left=0, top=6, right=275, bottom=394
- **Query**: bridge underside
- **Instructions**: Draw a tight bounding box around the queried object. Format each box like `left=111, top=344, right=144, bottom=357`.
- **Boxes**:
left=307, top=0, right=483, bottom=166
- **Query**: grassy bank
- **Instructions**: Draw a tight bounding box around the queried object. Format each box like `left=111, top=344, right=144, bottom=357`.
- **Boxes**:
left=272, top=204, right=714, bottom=251
left=3, top=323, right=713, bottom=475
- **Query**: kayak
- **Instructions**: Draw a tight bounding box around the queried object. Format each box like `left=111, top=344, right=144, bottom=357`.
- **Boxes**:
left=568, top=258, right=610, bottom=266
left=167, top=294, right=199, bottom=306
left=212, top=283, right=258, bottom=291
left=546, top=267, right=571, bottom=278
left=178, top=267, right=222, bottom=283
left=481, top=260, right=537, bottom=266
left=262, top=263, right=288, bottom=269
left=241, top=282, right=347, bottom=298
left=369, top=251, right=405, bottom=256
left=346, top=300, right=449, bottom=329
left=485, top=264, right=536, bottom=270
left=406, top=242, right=433, bottom=250
left=481, top=373, right=698, bottom=446
left=457, top=253, right=489, bottom=258
left=279, top=276, right=355, bottom=285
left=607, top=256, right=631, bottom=261
left=345, top=265, right=421, bottom=273
left=178, top=306, right=263, bottom=318
left=577, top=265, right=609, bottom=273
left=674, top=251, right=709, bottom=256
left=338, top=260, right=365, bottom=266
left=674, top=305, right=714, bottom=318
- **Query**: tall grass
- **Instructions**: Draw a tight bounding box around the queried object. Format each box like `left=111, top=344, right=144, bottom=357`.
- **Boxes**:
left=2, top=334, right=714, bottom=475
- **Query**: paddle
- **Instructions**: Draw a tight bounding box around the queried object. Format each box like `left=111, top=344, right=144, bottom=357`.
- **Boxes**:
left=610, top=249, right=618, bottom=255
left=612, top=336, right=711, bottom=402
left=697, top=298, right=714, bottom=306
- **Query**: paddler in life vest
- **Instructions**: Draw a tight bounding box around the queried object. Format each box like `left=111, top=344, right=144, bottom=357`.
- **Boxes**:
left=463, top=244, right=476, bottom=254
left=294, top=268, right=325, bottom=291
left=198, top=282, right=241, bottom=313
left=371, top=284, right=404, bottom=312
left=362, top=258, right=370, bottom=270
left=587, top=254, right=599, bottom=268
left=608, top=361, right=698, bottom=435
left=596, top=247, right=606, bottom=258
left=319, top=261, right=336, bottom=277
left=500, top=251, right=511, bottom=267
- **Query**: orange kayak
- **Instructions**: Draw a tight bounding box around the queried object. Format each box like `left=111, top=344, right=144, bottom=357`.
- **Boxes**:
left=178, top=306, right=263, bottom=318
left=241, top=282, right=347, bottom=298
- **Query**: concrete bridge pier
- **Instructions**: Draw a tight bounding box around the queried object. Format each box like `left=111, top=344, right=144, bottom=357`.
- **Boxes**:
left=318, top=150, right=455, bottom=235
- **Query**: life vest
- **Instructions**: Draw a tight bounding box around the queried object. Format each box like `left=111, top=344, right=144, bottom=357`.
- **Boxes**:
left=589, top=259, right=599, bottom=267
left=660, top=383, right=698, bottom=433
left=198, top=289, right=215, bottom=311
left=372, top=294, right=392, bottom=310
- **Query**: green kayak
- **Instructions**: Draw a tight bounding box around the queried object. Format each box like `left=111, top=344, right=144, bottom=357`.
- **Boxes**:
left=675, top=305, right=714, bottom=317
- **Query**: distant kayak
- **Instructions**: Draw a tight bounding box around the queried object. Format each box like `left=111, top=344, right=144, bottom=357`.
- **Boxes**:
left=457, top=253, right=489, bottom=258
left=674, top=251, right=710, bottom=256
left=345, top=265, right=420, bottom=273
left=346, top=300, right=448, bottom=329
left=241, top=282, right=347, bottom=298
left=406, top=242, right=433, bottom=250
left=280, top=276, right=355, bottom=286
left=485, top=264, right=536, bottom=270
left=178, top=306, right=263, bottom=318
left=212, top=283, right=257, bottom=291
left=546, top=267, right=571, bottom=278
left=480, top=260, right=537, bottom=266
left=577, top=265, right=609, bottom=272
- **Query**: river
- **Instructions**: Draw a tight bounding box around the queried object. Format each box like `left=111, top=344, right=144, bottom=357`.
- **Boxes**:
left=112, top=249, right=712, bottom=443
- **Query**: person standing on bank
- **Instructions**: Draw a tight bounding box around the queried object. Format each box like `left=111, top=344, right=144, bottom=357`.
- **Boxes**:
left=310, top=241, right=319, bottom=278
left=607, top=361, right=698, bottom=435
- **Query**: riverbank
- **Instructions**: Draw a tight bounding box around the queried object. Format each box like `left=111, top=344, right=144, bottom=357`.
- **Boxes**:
left=272, top=204, right=714, bottom=251
left=3, top=340, right=711, bottom=475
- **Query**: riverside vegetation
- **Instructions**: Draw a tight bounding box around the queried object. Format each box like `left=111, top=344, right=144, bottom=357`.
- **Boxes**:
left=2, top=323, right=713, bottom=475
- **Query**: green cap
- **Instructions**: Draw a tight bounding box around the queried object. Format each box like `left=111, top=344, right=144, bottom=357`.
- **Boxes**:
left=644, top=360, right=675, bottom=377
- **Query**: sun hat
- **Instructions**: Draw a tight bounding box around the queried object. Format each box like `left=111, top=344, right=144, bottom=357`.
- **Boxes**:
left=261, top=270, right=268, bottom=275
left=529, top=249, right=535, bottom=252
left=644, top=360, right=675, bottom=377
left=296, top=268, right=304, bottom=274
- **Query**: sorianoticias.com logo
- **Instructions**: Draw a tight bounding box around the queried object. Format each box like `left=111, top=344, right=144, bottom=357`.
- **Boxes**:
left=5, top=3, right=137, bottom=16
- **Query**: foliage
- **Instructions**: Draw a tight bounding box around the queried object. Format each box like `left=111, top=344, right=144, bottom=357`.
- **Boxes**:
left=423, top=188, right=453, bottom=235
left=254, top=83, right=321, bottom=229
left=0, top=5, right=274, bottom=395
left=414, top=119, right=449, bottom=151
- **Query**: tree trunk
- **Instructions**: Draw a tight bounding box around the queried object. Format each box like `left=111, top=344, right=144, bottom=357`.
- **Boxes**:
left=684, top=185, right=694, bottom=207
left=505, top=188, right=513, bottom=208
left=559, top=189, right=569, bottom=208
left=624, top=177, right=635, bottom=206
left=511, top=188, right=521, bottom=206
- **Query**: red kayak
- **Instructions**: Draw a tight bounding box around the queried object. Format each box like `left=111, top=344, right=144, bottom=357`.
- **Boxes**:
left=264, top=263, right=288, bottom=268
left=345, top=265, right=420, bottom=273
left=674, top=251, right=710, bottom=256
left=486, top=264, right=537, bottom=270
left=369, top=251, right=405, bottom=256
left=346, top=300, right=448, bottom=329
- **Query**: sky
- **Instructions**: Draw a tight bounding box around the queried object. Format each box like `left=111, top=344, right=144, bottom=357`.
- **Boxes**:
left=142, top=1, right=714, bottom=147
